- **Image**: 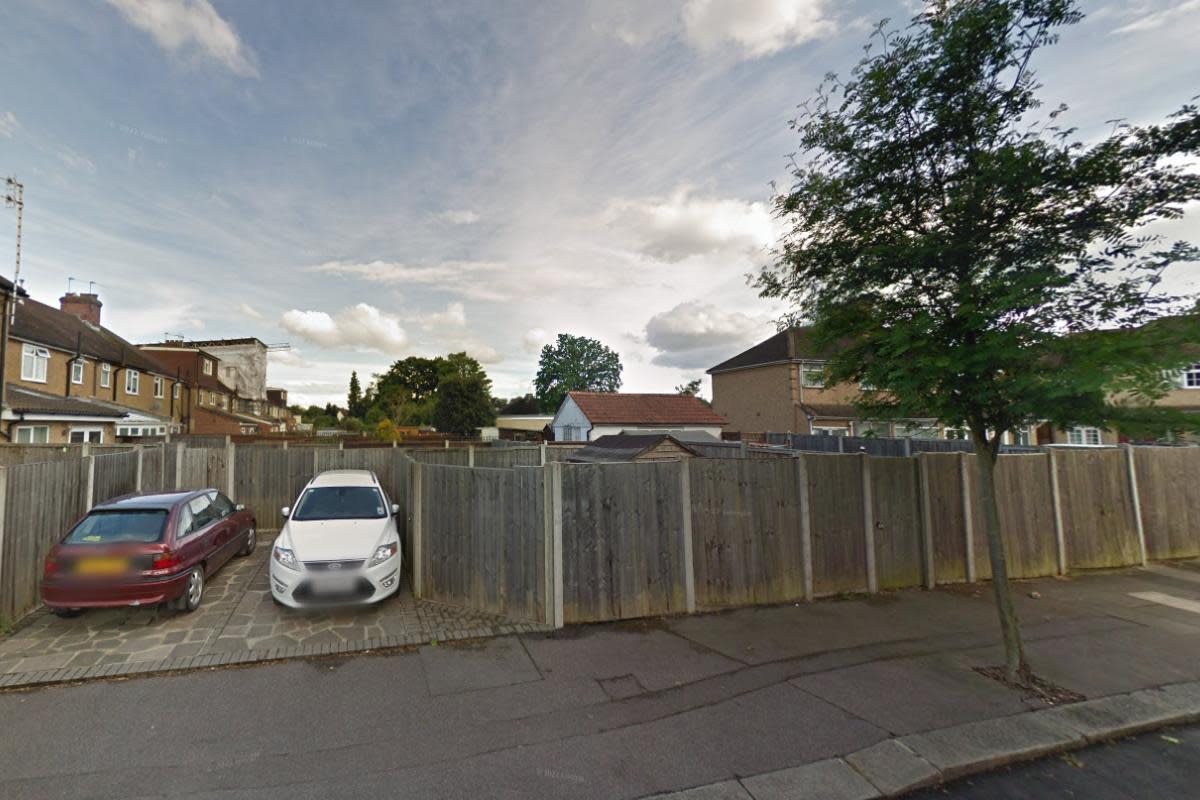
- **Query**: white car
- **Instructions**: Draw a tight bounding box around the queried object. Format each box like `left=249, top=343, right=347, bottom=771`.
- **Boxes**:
left=269, top=470, right=402, bottom=608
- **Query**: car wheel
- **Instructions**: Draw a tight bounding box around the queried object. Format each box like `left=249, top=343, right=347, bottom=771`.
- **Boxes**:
left=53, top=607, right=84, bottom=618
left=237, top=526, right=257, bottom=557
left=175, top=566, right=204, bottom=613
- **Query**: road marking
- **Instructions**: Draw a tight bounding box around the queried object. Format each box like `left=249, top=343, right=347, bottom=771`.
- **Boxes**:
left=1130, top=591, right=1200, bottom=615
left=1143, top=564, right=1200, bottom=586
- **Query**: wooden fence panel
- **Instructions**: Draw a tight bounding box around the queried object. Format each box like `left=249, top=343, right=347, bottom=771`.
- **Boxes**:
left=419, top=464, right=544, bottom=621
left=93, top=450, right=139, bottom=503
left=141, top=446, right=166, bottom=494
left=1056, top=448, right=1141, bottom=570
left=988, top=454, right=1058, bottom=579
left=805, top=453, right=869, bottom=595
left=0, top=459, right=89, bottom=622
left=235, top=446, right=292, bottom=530
left=560, top=461, right=687, bottom=623
left=689, top=458, right=804, bottom=609
left=870, top=457, right=923, bottom=590
left=1135, top=446, right=1200, bottom=560
left=179, top=448, right=226, bottom=490
left=922, top=453, right=968, bottom=583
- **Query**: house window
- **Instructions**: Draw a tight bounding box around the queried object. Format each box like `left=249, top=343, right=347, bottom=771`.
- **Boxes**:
left=15, top=425, right=49, bottom=444
left=1185, top=363, right=1200, bottom=389
left=125, top=369, right=140, bottom=395
left=69, top=428, right=104, bottom=444
left=894, top=422, right=939, bottom=440
left=944, top=425, right=970, bottom=440
left=71, top=360, right=85, bottom=384
left=153, top=376, right=165, bottom=398
left=173, top=382, right=180, bottom=399
left=801, top=363, right=826, bottom=388
left=203, top=359, right=213, bottom=375
left=812, top=426, right=848, bottom=437
left=20, top=344, right=49, bottom=383
left=852, top=421, right=884, bottom=437
left=221, top=395, right=228, bottom=410
left=1067, top=426, right=1102, bottom=446
left=100, top=363, right=112, bottom=388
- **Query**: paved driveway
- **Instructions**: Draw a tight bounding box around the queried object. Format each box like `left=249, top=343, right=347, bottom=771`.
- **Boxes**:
left=0, top=535, right=539, bottom=683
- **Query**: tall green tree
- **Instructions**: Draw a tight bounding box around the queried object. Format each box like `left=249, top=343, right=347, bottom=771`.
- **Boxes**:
left=757, top=1, right=1200, bottom=682
left=432, top=374, right=495, bottom=436
left=347, top=371, right=364, bottom=418
left=534, top=334, right=623, bottom=412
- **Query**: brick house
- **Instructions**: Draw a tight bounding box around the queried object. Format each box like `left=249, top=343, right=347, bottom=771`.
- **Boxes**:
left=707, top=327, right=1105, bottom=445
left=550, top=392, right=727, bottom=442
left=0, top=288, right=183, bottom=443
left=137, top=342, right=275, bottom=435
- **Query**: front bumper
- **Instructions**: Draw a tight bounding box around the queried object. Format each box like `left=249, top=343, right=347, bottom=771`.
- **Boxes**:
left=42, top=572, right=190, bottom=609
left=269, top=554, right=402, bottom=609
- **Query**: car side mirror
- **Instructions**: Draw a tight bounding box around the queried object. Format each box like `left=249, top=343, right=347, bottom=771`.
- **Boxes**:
left=235, top=503, right=245, bottom=512
left=391, top=503, right=400, bottom=516
left=281, top=506, right=290, bottom=518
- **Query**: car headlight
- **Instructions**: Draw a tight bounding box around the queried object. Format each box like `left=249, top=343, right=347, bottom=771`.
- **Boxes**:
left=273, top=546, right=301, bottom=571
left=368, top=542, right=398, bottom=568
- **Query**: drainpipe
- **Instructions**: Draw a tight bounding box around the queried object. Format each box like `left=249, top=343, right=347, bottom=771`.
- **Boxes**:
left=0, top=285, right=10, bottom=439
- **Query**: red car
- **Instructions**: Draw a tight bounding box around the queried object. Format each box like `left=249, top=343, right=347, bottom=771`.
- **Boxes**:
left=42, top=489, right=257, bottom=615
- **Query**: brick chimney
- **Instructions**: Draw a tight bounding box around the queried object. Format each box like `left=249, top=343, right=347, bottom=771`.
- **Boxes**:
left=59, top=292, right=102, bottom=326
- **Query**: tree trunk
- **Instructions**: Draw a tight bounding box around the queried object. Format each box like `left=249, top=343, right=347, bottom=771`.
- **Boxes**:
left=973, top=438, right=1030, bottom=684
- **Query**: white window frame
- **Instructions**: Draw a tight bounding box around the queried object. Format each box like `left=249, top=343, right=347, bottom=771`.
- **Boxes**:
left=1185, top=363, right=1200, bottom=389
left=203, top=359, right=213, bottom=376
left=125, top=369, right=140, bottom=395
left=69, top=427, right=104, bottom=444
left=800, top=362, right=826, bottom=389
left=172, top=382, right=180, bottom=399
left=71, top=359, right=85, bottom=385
left=20, top=344, right=49, bottom=383
left=153, top=376, right=165, bottom=398
left=812, top=426, right=848, bottom=437
left=100, top=363, right=111, bottom=388
left=1067, top=426, right=1103, bottom=446
left=15, top=425, right=50, bottom=444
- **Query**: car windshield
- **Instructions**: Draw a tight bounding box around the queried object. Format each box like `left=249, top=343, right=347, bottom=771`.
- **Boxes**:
left=292, top=486, right=386, bottom=521
left=65, top=509, right=169, bottom=544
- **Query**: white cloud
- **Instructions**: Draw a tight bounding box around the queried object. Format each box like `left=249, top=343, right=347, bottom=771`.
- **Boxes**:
left=609, top=188, right=778, bottom=262
left=435, top=209, right=480, bottom=225
left=268, top=348, right=310, bottom=368
left=644, top=300, right=772, bottom=368
left=522, top=328, right=548, bottom=353
left=418, top=301, right=466, bottom=330
left=279, top=303, right=409, bottom=354
left=57, top=146, right=96, bottom=173
left=104, top=0, right=259, bottom=77
left=682, top=0, right=835, bottom=58
left=306, top=259, right=512, bottom=301
left=1110, top=0, right=1200, bottom=34
left=0, top=111, right=17, bottom=138
left=235, top=302, right=264, bottom=320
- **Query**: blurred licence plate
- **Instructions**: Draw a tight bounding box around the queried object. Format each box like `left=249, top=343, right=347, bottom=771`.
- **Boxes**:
left=75, top=557, right=129, bottom=576
left=311, top=574, right=356, bottom=594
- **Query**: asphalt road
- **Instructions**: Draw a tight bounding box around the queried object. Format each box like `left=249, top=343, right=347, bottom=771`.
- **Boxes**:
left=910, top=724, right=1200, bottom=799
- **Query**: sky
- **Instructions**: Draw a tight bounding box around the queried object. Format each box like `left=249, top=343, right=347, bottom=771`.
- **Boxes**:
left=1, top=0, right=1198, bottom=407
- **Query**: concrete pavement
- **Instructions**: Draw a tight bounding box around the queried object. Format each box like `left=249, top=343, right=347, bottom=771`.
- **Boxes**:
left=2, top=562, right=1200, bottom=798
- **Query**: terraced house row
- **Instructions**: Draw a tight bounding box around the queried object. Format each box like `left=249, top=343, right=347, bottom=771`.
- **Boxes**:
left=0, top=280, right=292, bottom=444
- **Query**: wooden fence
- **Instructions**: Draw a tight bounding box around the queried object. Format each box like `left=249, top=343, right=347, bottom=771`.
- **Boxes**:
left=408, top=445, right=1200, bottom=627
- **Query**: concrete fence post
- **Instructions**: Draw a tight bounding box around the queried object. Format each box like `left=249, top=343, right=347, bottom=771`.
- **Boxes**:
left=862, top=452, right=878, bottom=593
left=539, top=442, right=547, bottom=466
left=282, top=440, right=288, bottom=450
left=916, top=452, right=936, bottom=589
left=412, top=462, right=423, bottom=598
left=1124, top=444, right=1148, bottom=565
left=338, top=439, right=344, bottom=451
left=837, top=436, right=845, bottom=454
left=796, top=454, right=814, bottom=602
left=739, top=440, right=748, bottom=459
left=80, top=443, right=90, bottom=458
left=468, top=445, right=475, bottom=468
left=84, top=455, right=96, bottom=510
left=959, top=452, right=976, bottom=582
left=1047, top=450, right=1067, bottom=574
left=550, top=461, right=565, bottom=628
left=226, top=440, right=236, bottom=501
left=443, top=439, right=449, bottom=450
left=174, top=443, right=184, bottom=490
left=134, top=445, right=144, bottom=493
left=679, top=458, right=696, bottom=614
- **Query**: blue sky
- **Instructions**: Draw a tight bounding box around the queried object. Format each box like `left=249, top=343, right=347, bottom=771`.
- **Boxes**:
left=1, top=0, right=1198, bottom=406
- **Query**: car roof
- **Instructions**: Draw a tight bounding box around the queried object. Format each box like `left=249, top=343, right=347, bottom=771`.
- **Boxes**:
left=94, top=490, right=208, bottom=511
left=307, top=470, right=378, bottom=488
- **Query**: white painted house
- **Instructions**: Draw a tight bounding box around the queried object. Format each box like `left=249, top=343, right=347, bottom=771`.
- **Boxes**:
left=550, top=391, right=727, bottom=442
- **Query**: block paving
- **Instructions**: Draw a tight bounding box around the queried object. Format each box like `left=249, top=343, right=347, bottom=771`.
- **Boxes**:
left=0, top=535, right=545, bottom=688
